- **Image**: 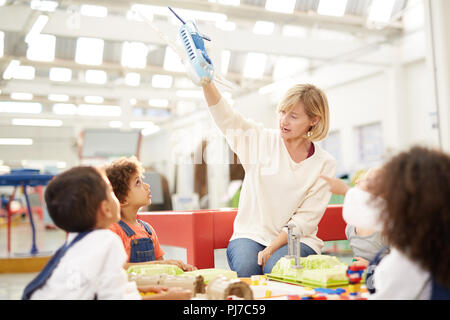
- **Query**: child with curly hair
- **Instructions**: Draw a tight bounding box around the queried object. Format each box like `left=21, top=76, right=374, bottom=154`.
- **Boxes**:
left=105, top=156, right=196, bottom=271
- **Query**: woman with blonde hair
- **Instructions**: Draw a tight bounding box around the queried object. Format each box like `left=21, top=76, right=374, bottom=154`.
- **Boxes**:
left=198, top=80, right=337, bottom=277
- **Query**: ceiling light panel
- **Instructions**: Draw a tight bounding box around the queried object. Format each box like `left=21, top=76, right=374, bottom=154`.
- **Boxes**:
left=26, top=34, right=55, bottom=62
left=75, top=37, right=104, bottom=65
left=84, top=70, right=107, bottom=84
left=243, top=52, right=268, bottom=79
left=253, top=21, right=275, bottom=35
left=121, top=42, right=148, bottom=69
left=0, top=101, right=42, bottom=113
left=265, top=0, right=296, bottom=14
left=12, top=118, right=63, bottom=127
left=368, top=0, right=396, bottom=23
left=49, top=67, right=72, bottom=82
left=80, top=5, right=108, bottom=18
left=317, top=0, right=348, bottom=17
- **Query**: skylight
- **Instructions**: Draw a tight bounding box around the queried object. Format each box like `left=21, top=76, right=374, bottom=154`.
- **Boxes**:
left=77, top=104, right=121, bottom=117
left=121, top=41, right=148, bottom=69
left=52, top=103, right=77, bottom=115
left=48, top=94, right=69, bottom=102
left=124, top=72, right=140, bottom=86
left=317, top=0, right=348, bottom=17
left=49, top=67, right=72, bottom=82
left=0, top=101, right=42, bottom=113
left=368, top=0, right=396, bottom=23
left=265, top=0, right=296, bottom=14
left=80, top=5, right=108, bottom=18
left=0, top=138, right=33, bottom=146
left=84, top=96, right=104, bottom=104
left=84, top=70, right=107, bottom=85
left=26, top=34, right=55, bottom=62
left=12, top=118, right=63, bottom=127
left=75, top=37, right=104, bottom=65
left=148, top=99, right=169, bottom=108
left=11, top=92, right=33, bottom=101
left=30, top=0, right=58, bottom=12
left=25, top=15, right=49, bottom=44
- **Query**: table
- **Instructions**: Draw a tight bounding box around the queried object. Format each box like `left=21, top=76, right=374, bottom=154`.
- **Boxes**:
left=0, top=169, right=53, bottom=255
left=138, top=205, right=346, bottom=269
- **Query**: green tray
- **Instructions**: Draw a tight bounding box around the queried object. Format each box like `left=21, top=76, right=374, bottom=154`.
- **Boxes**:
left=266, top=273, right=349, bottom=288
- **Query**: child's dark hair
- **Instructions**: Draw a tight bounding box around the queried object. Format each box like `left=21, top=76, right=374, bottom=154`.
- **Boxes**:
left=371, top=146, right=450, bottom=287
left=105, top=156, right=144, bottom=203
left=44, top=166, right=108, bottom=232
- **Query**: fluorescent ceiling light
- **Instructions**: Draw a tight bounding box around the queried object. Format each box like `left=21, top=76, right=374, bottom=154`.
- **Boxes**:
left=80, top=5, right=108, bottom=18
left=3, top=60, right=20, bottom=80
left=75, top=37, right=104, bottom=65
left=84, top=70, right=107, bottom=85
left=368, top=0, right=396, bottom=23
left=0, top=101, right=42, bottom=114
left=152, top=74, right=173, bottom=89
left=84, top=96, right=104, bottom=104
left=48, top=94, right=69, bottom=102
left=25, top=15, right=49, bottom=44
left=11, top=92, right=33, bottom=100
left=109, top=121, right=122, bottom=128
left=26, top=34, right=55, bottom=62
left=52, top=103, right=77, bottom=115
left=253, top=21, right=275, bottom=35
left=30, top=0, right=58, bottom=12
left=273, top=56, right=309, bottom=81
left=215, top=20, right=236, bottom=31
left=12, top=118, right=62, bottom=127
left=49, top=67, right=72, bottom=82
left=265, top=0, right=296, bottom=14
left=0, top=31, right=4, bottom=58
left=121, top=41, right=148, bottom=69
left=218, top=0, right=240, bottom=6
left=148, top=99, right=169, bottom=108
left=243, top=52, right=267, bottom=79
left=163, top=46, right=185, bottom=72
left=130, top=121, right=157, bottom=129
left=221, top=50, right=231, bottom=75
left=176, top=90, right=204, bottom=98
left=0, top=138, right=33, bottom=146
left=317, top=0, right=348, bottom=17
left=11, top=65, right=35, bottom=80
left=124, top=72, right=140, bottom=86
left=78, top=104, right=121, bottom=117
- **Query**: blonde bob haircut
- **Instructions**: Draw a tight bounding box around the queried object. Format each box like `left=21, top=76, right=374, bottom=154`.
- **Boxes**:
left=277, top=84, right=330, bottom=142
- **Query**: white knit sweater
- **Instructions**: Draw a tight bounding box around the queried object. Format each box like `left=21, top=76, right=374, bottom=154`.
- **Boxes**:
left=208, top=98, right=337, bottom=254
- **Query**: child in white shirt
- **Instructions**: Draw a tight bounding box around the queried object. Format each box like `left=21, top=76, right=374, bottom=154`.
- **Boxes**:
left=22, top=166, right=192, bottom=300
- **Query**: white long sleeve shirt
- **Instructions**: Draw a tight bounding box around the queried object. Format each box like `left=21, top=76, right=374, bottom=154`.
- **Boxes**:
left=343, top=187, right=431, bottom=300
left=31, top=229, right=141, bottom=300
left=208, top=98, right=337, bottom=254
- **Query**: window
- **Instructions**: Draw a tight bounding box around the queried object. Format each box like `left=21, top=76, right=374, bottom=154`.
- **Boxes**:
left=356, top=122, right=384, bottom=164
left=75, top=37, right=104, bottom=65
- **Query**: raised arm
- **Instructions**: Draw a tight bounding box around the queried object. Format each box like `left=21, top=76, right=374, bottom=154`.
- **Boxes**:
left=202, top=81, right=222, bottom=107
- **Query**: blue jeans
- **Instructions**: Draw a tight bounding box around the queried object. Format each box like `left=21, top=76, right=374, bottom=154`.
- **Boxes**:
left=226, top=238, right=317, bottom=277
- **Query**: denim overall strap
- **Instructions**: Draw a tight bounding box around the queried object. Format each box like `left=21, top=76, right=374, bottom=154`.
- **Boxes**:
left=118, top=220, right=135, bottom=237
left=366, top=246, right=390, bottom=294
left=138, top=220, right=153, bottom=236
left=22, top=231, right=91, bottom=300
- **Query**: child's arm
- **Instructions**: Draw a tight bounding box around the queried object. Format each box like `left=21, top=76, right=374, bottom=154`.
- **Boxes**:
left=123, top=259, right=197, bottom=272
left=320, top=175, right=350, bottom=196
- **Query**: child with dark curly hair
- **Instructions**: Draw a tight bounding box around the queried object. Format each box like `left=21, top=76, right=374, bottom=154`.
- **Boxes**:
left=105, top=156, right=196, bottom=271
left=367, top=146, right=450, bottom=300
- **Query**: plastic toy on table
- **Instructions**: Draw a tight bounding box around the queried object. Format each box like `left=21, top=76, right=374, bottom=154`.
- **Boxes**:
left=346, top=265, right=366, bottom=298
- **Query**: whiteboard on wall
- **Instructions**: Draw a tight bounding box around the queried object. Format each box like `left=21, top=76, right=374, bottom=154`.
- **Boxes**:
left=80, top=129, right=141, bottom=160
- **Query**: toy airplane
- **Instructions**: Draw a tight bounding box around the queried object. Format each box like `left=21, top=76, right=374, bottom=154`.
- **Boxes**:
left=131, top=6, right=238, bottom=90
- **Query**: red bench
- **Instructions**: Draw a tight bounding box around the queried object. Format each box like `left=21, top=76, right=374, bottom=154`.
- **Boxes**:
left=138, top=205, right=346, bottom=269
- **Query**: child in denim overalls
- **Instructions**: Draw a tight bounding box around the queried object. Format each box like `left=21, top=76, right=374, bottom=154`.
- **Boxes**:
left=106, top=157, right=196, bottom=271
left=22, top=166, right=192, bottom=300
